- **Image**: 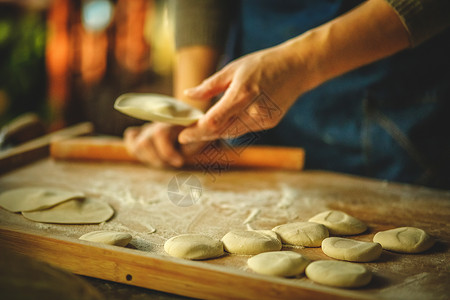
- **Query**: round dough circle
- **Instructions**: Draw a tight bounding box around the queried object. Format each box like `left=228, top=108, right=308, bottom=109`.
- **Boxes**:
left=272, top=222, right=329, bottom=247
left=114, top=93, right=204, bottom=126
left=308, top=210, right=367, bottom=235
left=0, top=187, right=84, bottom=212
left=373, top=227, right=435, bottom=253
left=321, top=237, right=382, bottom=262
left=305, top=260, right=372, bottom=288
left=164, top=234, right=223, bottom=260
left=79, top=231, right=132, bottom=247
left=247, top=251, right=310, bottom=277
left=22, top=198, right=114, bottom=224
left=221, top=230, right=282, bottom=255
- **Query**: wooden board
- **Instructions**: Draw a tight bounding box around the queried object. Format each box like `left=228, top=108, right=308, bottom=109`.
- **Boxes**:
left=0, top=158, right=449, bottom=299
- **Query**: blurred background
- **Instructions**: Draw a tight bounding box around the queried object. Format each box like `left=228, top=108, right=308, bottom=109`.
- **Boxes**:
left=0, top=0, right=175, bottom=137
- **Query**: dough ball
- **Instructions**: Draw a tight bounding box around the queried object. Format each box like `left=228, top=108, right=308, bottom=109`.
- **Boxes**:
left=0, top=187, right=84, bottom=213
left=164, top=234, right=223, bottom=260
left=22, top=198, right=114, bottom=224
left=305, top=260, right=372, bottom=288
left=373, top=227, right=435, bottom=253
left=79, top=231, right=132, bottom=247
left=308, top=210, right=367, bottom=235
left=221, top=230, right=282, bottom=255
left=114, top=93, right=204, bottom=126
left=247, top=251, right=310, bottom=277
left=321, top=237, right=382, bottom=262
left=272, top=222, right=329, bottom=247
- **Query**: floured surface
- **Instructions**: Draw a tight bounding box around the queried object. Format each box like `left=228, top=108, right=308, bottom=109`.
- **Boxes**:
left=0, top=159, right=449, bottom=299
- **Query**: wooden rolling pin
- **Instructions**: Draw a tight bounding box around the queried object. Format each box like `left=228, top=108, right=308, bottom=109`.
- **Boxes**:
left=50, top=137, right=305, bottom=171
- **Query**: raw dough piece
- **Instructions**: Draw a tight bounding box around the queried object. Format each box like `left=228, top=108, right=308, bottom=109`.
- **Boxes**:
left=247, top=251, right=310, bottom=277
left=305, top=260, right=372, bottom=288
left=321, top=237, right=382, bottom=262
left=114, top=93, right=204, bottom=126
left=0, top=187, right=84, bottom=212
left=272, top=222, right=329, bottom=247
left=79, top=231, right=132, bottom=247
left=22, top=198, right=114, bottom=224
left=373, top=227, right=435, bottom=253
left=164, top=234, right=223, bottom=260
left=308, top=210, right=367, bottom=235
left=221, top=230, right=281, bottom=255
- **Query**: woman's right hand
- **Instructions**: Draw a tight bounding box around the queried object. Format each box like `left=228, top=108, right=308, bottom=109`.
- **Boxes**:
left=124, top=122, right=198, bottom=168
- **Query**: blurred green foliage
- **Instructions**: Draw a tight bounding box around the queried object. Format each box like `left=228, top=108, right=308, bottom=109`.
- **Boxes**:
left=0, top=6, right=47, bottom=127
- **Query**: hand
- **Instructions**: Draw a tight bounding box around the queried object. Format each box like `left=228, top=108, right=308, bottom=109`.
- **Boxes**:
left=124, top=122, right=203, bottom=168
left=178, top=43, right=312, bottom=144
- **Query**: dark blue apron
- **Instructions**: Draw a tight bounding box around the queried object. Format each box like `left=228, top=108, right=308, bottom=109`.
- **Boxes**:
left=233, top=0, right=450, bottom=188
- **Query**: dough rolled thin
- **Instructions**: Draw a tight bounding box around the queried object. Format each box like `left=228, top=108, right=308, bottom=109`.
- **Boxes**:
left=305, top=260, right=372, bottom=288
left=308, top=210, right=367, bottom=235
left=221, top=230, right=282, bottom=255
left=321, top=237, right=382, bottom=262
left=22, top=198, right=114, bottom=224
left=114, top=93, right=204, bottom=126
left=247, top=251, right=310, bottom=277
left=164, top=234, right=224, bottom=260
left=373, top=227, right=435, bottom=253
left=79, top=231, right=132, bottom=247
left=272, top=222, right=329, bottom=247
left=0, top=187, right=84, bottom=212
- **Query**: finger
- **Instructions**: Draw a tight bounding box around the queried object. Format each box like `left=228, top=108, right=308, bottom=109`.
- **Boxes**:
left=123, top=126, right=142, bottom=155
left=133, top=132, right=165, bottom=168
left=152, top=126, right=184, bottom=167
left=184, top=66, right=232, bottom=100
left=179, top=82, right=257, bottom=144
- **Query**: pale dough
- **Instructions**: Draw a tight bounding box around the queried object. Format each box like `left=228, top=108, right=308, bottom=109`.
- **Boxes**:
left=22, top=198, right=114, bottom=224
left=308, top=210, right=367, bottom=235
left=164, top=234, right=224, bottom=260
left=272, top=222, right=329, bottom=247
left=373, top=227, right=435, bottom=253
left=79, top=231, right=132, bottom=247
left=321, top=237, right=382, bottom=262
left=221, top=230, right=281, bottom=255
left=0, top=187, right=84, bottom=212
left=305, top=260, right=372, bottom=288
left=114, top=93, right=204, bottom=126
left=247, top=251, right=310, bottom=277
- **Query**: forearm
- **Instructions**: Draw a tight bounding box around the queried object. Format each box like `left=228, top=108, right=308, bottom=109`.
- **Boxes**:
left=173, top=46, right=221, bottom=111
left=281, top=0, right=411, bottom=93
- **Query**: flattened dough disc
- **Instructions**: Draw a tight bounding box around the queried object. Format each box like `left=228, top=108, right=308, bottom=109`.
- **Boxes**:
left=0, top=187, right=84, bottom=212
left=114, top=93, right=204, bottom=126
left=22, top=198, right=114, bottom=224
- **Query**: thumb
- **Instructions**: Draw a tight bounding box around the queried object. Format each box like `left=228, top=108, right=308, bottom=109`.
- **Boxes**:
left=184, top=67, right=232, bottom=100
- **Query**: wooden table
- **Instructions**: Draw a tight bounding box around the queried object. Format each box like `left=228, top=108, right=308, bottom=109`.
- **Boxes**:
left=0, top=156, right=449, bottom=300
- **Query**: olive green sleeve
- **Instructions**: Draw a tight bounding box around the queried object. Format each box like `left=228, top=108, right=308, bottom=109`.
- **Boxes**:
left=385, top=0, right=450, bottom=46
left=170, top=0, right=236, bottom=50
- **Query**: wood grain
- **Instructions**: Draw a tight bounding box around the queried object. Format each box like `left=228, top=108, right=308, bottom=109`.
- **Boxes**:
left=0, top=157, right=449, bottom=299
left=0, top=227, right=361, bottom=300
left=0, top=122, right=93, bottom=175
